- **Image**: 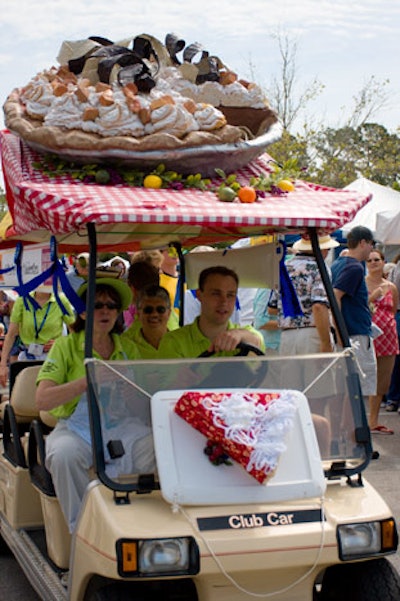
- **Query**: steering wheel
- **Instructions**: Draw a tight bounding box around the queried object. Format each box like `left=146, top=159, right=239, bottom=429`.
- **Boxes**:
left=197, top=342, right=267, bottom=387
left=198, top=341, right=265, bottom=358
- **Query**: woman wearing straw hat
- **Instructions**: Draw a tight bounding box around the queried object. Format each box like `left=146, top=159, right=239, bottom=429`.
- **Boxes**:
left=35, top=278, right=154, bottom=533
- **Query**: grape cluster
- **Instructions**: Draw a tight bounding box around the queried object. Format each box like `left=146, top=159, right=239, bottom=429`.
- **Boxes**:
left=204, top=440, right=232, bottom=466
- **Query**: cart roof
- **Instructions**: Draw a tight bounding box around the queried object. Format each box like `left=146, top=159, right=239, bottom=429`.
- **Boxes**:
left=1, top=130, right=372, bottom=252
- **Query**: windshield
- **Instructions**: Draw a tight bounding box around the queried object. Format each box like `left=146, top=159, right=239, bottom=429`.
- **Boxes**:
left=86, top=349, right=371, bottom=494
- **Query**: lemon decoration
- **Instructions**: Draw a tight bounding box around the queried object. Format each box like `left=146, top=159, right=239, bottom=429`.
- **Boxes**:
left=276, top=179, right=295, bottom=192
left=143, top=174, right=163, bottom=189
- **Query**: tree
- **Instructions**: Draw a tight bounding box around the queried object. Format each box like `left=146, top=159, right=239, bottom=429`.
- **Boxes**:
left=265, top=33, right=398, bottom=189
left=309, top=123, right=400, bottom=188
left=344, top=76, right=391, bottom=129
left=266, top=32, right=324, bottom=132
left=266, top=129, right=310, bottom=172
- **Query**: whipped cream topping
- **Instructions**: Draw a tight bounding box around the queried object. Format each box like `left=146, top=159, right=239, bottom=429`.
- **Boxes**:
left=20, top=67, right=230, bottom=139
left=159, top=66, right=267, bottom=109
left=20, top=72, right=56, bottom=118
left=201, top=391, right=297, bottom=475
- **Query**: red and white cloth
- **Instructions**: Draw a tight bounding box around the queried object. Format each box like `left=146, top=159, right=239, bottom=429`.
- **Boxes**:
left=0, top=130, right=372, bottom=252
left=174, top=390, right=298, bottom=483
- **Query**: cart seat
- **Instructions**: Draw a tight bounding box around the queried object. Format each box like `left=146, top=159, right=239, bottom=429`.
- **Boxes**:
left=2, top=363, right=56, bottom=467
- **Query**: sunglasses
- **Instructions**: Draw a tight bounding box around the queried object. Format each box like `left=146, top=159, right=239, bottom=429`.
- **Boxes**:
left=94, top=301, right=119, bottom=310
left=142, top=305, right=168, bottom=315
left=366, top=258, right=381, bottom=263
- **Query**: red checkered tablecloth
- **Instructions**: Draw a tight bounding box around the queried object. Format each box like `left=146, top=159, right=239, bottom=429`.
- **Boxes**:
left=0, top=130, right=372, bottom=250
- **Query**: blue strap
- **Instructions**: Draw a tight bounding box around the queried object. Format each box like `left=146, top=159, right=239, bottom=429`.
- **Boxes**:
left=50, top=236, right=86, bottom=315
left=13, top=237, right=86, bottom=315
left=54, top=262, right=86, bottom=315
left=174, top=274, right=182, bottom=309
left=32, top=299, right=51, bottom=339
left=49, top=238, right=85, bottom=315
left=278, top=241, right=303, bottom=318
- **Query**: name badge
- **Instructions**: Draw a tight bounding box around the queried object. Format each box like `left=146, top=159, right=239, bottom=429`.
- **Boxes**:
left=28, top=343, right=44, bottom=357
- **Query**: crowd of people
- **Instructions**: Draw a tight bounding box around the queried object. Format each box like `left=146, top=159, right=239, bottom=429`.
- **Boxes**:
left=0, top=228, right=397, bottom=531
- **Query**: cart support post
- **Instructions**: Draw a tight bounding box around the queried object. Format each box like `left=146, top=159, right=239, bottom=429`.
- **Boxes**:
left=309, top=228, right=350, bottom=348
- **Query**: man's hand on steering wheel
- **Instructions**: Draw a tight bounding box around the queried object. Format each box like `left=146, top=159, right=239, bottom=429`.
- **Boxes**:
left=205, top=330, right=263, bottom=354
left=199, top=341, right=265, bottom=358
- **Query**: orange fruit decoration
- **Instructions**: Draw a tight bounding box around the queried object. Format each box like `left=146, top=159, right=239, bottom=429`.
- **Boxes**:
left=238, top=186, right=257, bottom=203
left=276, top=179, right=295, bottom=192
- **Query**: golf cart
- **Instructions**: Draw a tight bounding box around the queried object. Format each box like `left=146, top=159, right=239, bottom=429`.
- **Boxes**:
left=0, top=128, right=399, bottom=601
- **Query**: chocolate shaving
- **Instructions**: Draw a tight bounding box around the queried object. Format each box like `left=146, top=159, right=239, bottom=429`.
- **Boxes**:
left=92, top=45, right=133, bottom=59
left=183, top=41, right=206, bottom=64
left=69, top=51, right=98, bottom=75
left=196, top=56, right=220, bottom=84
left=68, top=38, right=114, bottom=75
left=97, top=53, right=139, bottom=83
left=68, top=40, right=158, bottom=92
left=88, top=36, right=114, bottom=46
left=133, top=36, right=155, bottom=61
left=165, top=33, right=185, bottom=64
left=118, top=66, right=155, bottom=92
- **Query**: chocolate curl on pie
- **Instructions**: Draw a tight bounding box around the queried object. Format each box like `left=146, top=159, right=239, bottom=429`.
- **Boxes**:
left=133, top=35, right=157, bottom=60
left=88, top=36, right=114, bottom=46
left=196, top=56, right=221, bottom=84
left=68, top=37, right=113, bottom=75
left=182, top=41, right=206, bottom=64
left=181, top=40, right=227, bottom=85
left=165, top=33, right=186, bottom=64
left=67, top=39, right=158, bottom=94
left=118, top=64, right=156, bottom=93
left=94, top=46, right=156, bottom=93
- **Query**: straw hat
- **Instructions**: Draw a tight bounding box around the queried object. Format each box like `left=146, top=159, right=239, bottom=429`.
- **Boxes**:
left=292, top=235, right=339, bottom=252
left=78, top=278, right=132, bottom=310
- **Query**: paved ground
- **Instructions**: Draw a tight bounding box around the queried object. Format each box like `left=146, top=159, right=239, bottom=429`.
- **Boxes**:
left=363, top=408, right=400, bottom=573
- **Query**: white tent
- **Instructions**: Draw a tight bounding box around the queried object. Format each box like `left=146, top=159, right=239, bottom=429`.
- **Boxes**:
left=341, top=177, right=400, bottom=243
left=376, top=210, right=400, bottom=245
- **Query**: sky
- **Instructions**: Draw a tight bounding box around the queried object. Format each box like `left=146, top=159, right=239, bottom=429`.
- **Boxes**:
left=0, top=0, right=399, bottom=135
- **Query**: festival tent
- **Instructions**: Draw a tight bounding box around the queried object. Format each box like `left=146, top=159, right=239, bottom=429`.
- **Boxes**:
left=340, top=177, right=400, bottom=243
left=375, top=210, right=400, bottom=246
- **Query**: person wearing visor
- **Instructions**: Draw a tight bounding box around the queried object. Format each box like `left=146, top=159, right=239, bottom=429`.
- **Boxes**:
left=122, top=285, right=171, bottom=358
left=35, top=278, right=153, bottom=532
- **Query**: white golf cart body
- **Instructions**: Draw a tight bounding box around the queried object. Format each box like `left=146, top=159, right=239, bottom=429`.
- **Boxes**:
left=0, top=129, right=399, bottom=601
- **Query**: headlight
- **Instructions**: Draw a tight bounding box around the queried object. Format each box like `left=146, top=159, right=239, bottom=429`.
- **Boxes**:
left=338, top=519, right=397, bottom=560
left=116, top=537, right=199, bottom=577
left=140, top=538, right=189, bottom=573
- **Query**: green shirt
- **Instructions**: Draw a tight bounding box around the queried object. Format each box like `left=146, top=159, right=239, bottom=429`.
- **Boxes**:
left=36, top=329, right=140, bottom=418
left=121, top=310, right=179, bottom=359
left=157, top=317, right=265, bottom=358
left=11, top=293, right=75, bottom=345
left=121, top=321, right=159, bottom=359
